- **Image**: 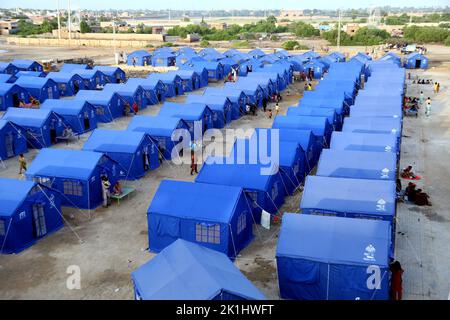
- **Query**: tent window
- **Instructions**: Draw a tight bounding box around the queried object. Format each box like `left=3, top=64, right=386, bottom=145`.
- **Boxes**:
left=63, top=180, right=83, bottom=196
left=0, top=220, right=5, bottom=236
left=237, top=212, right=247, bottom=234
left=195, top=223, right=220, bottom=244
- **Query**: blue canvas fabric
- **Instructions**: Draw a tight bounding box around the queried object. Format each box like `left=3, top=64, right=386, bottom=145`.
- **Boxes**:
left=330, top=132, right=399, bottom=155
left=272, top=115, right=332, bottom=149
left=127, top=115, right=189, bottom=160
left=188, top=61, right=224, bottom=81
left=219, top=58, right=239, bottom=76
left=40, top=99, right=97, bottom=134
left=93, top=66, right=126, bottom=83
left=2, top=108, right=66, bottom=149
left=11, top=60, right=43, bottom=72
left=70, top=69, right=105, bottom=89
left=75, top=90, right=126, bottom=122
left=177, top=47, right=197, bottom=56
left=224, top=81, right=264, bottom=107
left=298, top=96, right=345, bottom=117
left=248, top=48, right=266, bottom=59
left=147, top=73, right=184, bottom=97
left=179, top=65, right=209, bottom=87
left=304, top=60, right=326, bottom=79
left=316, top=149, right=397, bottom=181
left=151, top=52, right=176, bottom=67
left=45, top=72, right=85, bottom=96
left=300, top=176, right=396, bottom=222
left=158, top=102, right=214, bottom=136
left=15, top=71, right=46, bottom=78
left=103, top=83, right=148, bottom=110
left=176, top=53, right=198, bottom=66
left=147, top=180, right=254, bottom=257
left=247, top=71, right=284, bottom=92
left=236, top=77, right=273, bottom=98
left=316, top=79, right=357, bottom=104
left=0, top=83, right=30, bottom=110
left=59, top=63, right=90, bottom=73
left=14, top=77, right=60, bottom=102
left=405, top=52, right=428, bottom=69
left=0, top=73, right=16, bottom=83
left=132, top=239, right=265, bottom=300
left=26, top=148, right=121, bottom=209
left=343, top=117, right=402, bottom=140
left=196, top=156, right=286, bottom=221
left=203, top=87, right=247, bottom=119
left=287, top=106, right=341, bottom=131
left=169, top=70, right=202, bottom=91
left=0, top=120, right=27, bottom=159
left=185, top=95, right=233, bottom=128
left=125, top=78, right=163, bottom=104
left=301, top=90, right=349, bottom=114
left=83, top=129, right=159, bottom=180
left=127, top=50, right=152, bottom=66
left=276, top=213, right=391, bottom=300
left=0, top=178, right=63, bottom=254
left=349, top=105, right=403, bottom=119
left=0, top=62, right=19, bottom=75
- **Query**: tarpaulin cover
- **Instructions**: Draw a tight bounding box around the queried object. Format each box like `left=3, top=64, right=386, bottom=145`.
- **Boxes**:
left=330, top=132, right=398, bottom=154
left=343, top=117, right=402, bottom=139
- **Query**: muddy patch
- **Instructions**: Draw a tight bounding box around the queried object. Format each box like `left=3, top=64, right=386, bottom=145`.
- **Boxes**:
left=241, top=257, right=277, bottom=288
left=408, top=206, right=448, bottom=222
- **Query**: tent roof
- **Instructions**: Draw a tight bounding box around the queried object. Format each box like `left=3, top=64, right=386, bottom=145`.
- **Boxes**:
left=0, top=74, right=15, bottom=83
left=196, top=156, right=279, bottom=191
left=0, top=178, right=37, bottom=217
left=300, top=176, right=396, bottom=218
left=14, top=76, right=54, bottom=89
left=343, top=117, right=402, bottom=136
left=125, top=78, right=163, bottom=90
left=83, top=129, right=151, bottom=154
left=330, top=132, right=398, bottom=152
left=46, top=72, right=80, bottom=82
left=147, top=73, right=180, bottom=82
left=127, top=115, right=186, bottom=137
left=203, top=87, right=245, bottom=99
left=40, top=99, right=92, bottom=116
left=11, top=59, right=41, bottom=68
left=131, top=239, right=265, bottom=300
left=26, top=148, right=105, bottom=180
left=128, top=50, right=152, bottom=58
left=92, top=66, right=125, bottom=76
left=276, top=213, right=391, bottom=267
left=252, top=128, right=314, bottom=152
left=60, top=63, right=90, bottom=72
left=0, top=83, right=22, bottom=95
left=148, top=180, right=244, bottom=223
left=272, top=115, right=330, bottom=136
left=159, top=102, right=209, bottom=120
left=2, top=108, right=54, bottom=127
left=75, top=89, right=118, bottom=104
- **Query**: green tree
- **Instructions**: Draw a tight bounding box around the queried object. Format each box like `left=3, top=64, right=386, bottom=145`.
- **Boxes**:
left=266, top=15, right=277, bottom=24
left=80, top=19, right=91, bottom=33
left=200, top=39, right=210, bottom=47
left=282, top=40, right=300, bottom=50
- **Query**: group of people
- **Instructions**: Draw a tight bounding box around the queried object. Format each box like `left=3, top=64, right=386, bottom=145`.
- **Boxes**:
left=397, top=166, right=432, bottom=206
left=123, top=102, right=139, bottom=117
left=225, top=67, right=239, bottom=83
left=412, top=78, right=433, bottom=85
left=18, top=97, right=39, bottom=108
left=101, top=175, right=123, bottom=208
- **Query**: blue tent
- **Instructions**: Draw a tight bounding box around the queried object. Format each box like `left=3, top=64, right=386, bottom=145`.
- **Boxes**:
left=199, top=48, right=222, bottom=57
left=379, top=52, right=402, bottom=67
left=103, top=83, right=148, bottom=110
left=0, top=62, right=19, bottom=75
left=349, top=104, right=403, bottom=119
left=0, top=83, right=30, bottom=110
left=190, top=61, right=224, bottom=81
left=176, top=53, right=198, bottom=66
left=317, top=79, right=357, bottom=103
left=185, top=95, right=233, bottom=128
left=196, top=156, right=286, bottom=221
left=170, top=70, right=202, bottom=91
left=179, top=65, right=209, bottom=87
left=154, top=47, right=175, bottom=55
left=247, top=71, right=284, bottom=92
left=343, top=117, right=402, bottom=143
left=287, top=106, right=341, bottom=131
left=224, top=82, right=263, bottom=107
left=316, top=149, right=397, bottom=181
left=297, top=97, right=345, bottom=123
left=14, top=77, right=60, bottom=102
left=223, top=49, right=241, bottom=57
left=251, top=128, right=317, bottom=172
left=26, top=148, right=122, bottom=209
left=258, top=55, right=279, bottom=65
left=147, top=73, right=184, bottom=97
left=203, top=87, right=247, bottom=119
left=248, top=48, right=266, bottom=59
left=301, top=176, right=396, bottom=222
left=0, top=73, right=16, bottom=84
left=330, top=132, right=399, bottom=155
left=0, top=120, right=27, bottom=159
left=232, top=136, right=306, bottom=195
left=127, top=50, right=152, bottom=66
left=276, top=213, right=391, bottom=300
left=59, top=63, right=91, bottom=73
left=15, top=71, right=46, bottom=78
left=75, top=90, right=127, bottom=122
left=240, top=59, right=263, bottom=76
left=147, top=180, right=254, bottom=258
left=127, top=115, right=189, bottom=160
left=151, top=52, right=176, bottom=67
left=304, top=60, right=326, bottom=79
left=83, top=129, right=159, bottom=180
left=125, top=78, right=164, bottom=104
left=327, top=52, right=346, bottom=62
left=301, top=91, right=349, bottom=114
left=301, top=51, right=321, bottom=60
left=0, top=178, right=63, bottom=254
left=177, top=47, right=197, bottom=56
left=236, top=77, right=274, bottom=98
left=2, top=108, right=66, bottom=149
left=131, top=239, right=265, bottom=300
left=11, top=60, right=43, bottom=72
left=93, top=66, right=126, bottom=83
left=159, top=102, right=214, bottom=136
left=352, top=52, right=372, bottom=63
left=40, top=99, right=98, bottom=134
left=404, top=52, right=428, bottom=69
left=219, top=58, right=239, bottom=76
left=45, top=72, right=85, bottom=96
left=272, top=115, right=333, bottom=148
left=71, top=69, right=105, bottom=90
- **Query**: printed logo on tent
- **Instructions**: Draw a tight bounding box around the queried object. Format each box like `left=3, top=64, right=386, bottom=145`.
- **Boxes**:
left=384, top=145, right=392, bottom=152
left=363, top=244, right=376, bottom=262
left=393, top=115, right=399, bottom=118
left=376, top=198, right=386, bottom=211
left=380, top=168, right=390, bottom=179
left=391, top=129, right=397, bottom=134
left=19, top=211, right=26, bottom=220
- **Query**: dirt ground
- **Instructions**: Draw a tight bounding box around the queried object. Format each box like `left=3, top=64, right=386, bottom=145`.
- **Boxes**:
left=0, top=43, right=449, bottom=300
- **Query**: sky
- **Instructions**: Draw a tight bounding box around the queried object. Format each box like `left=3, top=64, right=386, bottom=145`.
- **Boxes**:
left=1, top=0, right=448, bottom=11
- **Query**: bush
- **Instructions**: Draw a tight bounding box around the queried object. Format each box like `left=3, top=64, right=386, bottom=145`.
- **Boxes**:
left=200, top=40, right=210, bottom=47
left=282, top=40, right=300, bottom=50
left=270, top=34, right=279, bottom=41
left=322, top=27, right=390, bottom=46
left=289, top=21, right=320, bottom=37
left=232, top=40, right=251, bottom=48
left=445, top=36, right=450, bottom=46
left=403, top=26, right=450, bottom=43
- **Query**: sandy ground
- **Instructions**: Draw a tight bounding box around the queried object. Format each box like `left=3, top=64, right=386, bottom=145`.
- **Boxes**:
left=0, top=43, right=449, bottom=300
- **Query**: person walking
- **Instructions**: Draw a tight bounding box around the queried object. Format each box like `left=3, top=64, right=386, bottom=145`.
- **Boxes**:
left=436, top=82, right=440, bottom=93
left=101, top=175, right=111, bottom=208
left=275, top=102, right=280, bottom=116
left=190, top=152, right=198, bottom=175
left=434, top=82, right=438, bottom=93
left=390, top=261, right=404, bottom=301
left=419, top=91, right=424, bottom=108
left=18, top=154, right=27, bottom=175
left=425, top=97, right=432, bottom=117
left=132, top=101, right=139, bottom=115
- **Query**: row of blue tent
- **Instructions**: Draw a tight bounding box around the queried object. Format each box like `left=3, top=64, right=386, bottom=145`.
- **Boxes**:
left=276, top=54, right=406, bottom=300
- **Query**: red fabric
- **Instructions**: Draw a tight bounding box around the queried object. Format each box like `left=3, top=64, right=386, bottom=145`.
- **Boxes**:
left=391, top=270, right=403, bottom=292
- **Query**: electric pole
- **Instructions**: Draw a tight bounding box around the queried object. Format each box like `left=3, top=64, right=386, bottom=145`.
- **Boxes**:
left=337, top=9, right=341, bottom=51
left=56, top=0, right=61, bottom=40
left=68, top=0, right=72, bottom=42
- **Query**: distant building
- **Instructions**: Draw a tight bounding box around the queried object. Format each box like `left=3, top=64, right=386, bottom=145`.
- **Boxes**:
left=185, top=33, right=200, bottom=42
left=280, top=10, right=304, bottom=18
left=344, top=23, right=360, bottom=35
left=152, top=26, right=164, bottom=34
left=209, top=22, right=227, bottom=30
left=0, top=19, right=19, bottom=35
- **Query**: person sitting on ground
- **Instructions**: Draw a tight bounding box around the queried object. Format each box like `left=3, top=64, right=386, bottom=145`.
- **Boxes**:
left=267, top=109, right=272, bottom=119
left=405, top=182, right=417, bottom=202
left=401, top=166, right=417, bottom=179
left=62, top=127, right=74, bottom=138
left=113, top=181, right=123, bottom=196
left=415, top=189, right=432, bottom=206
